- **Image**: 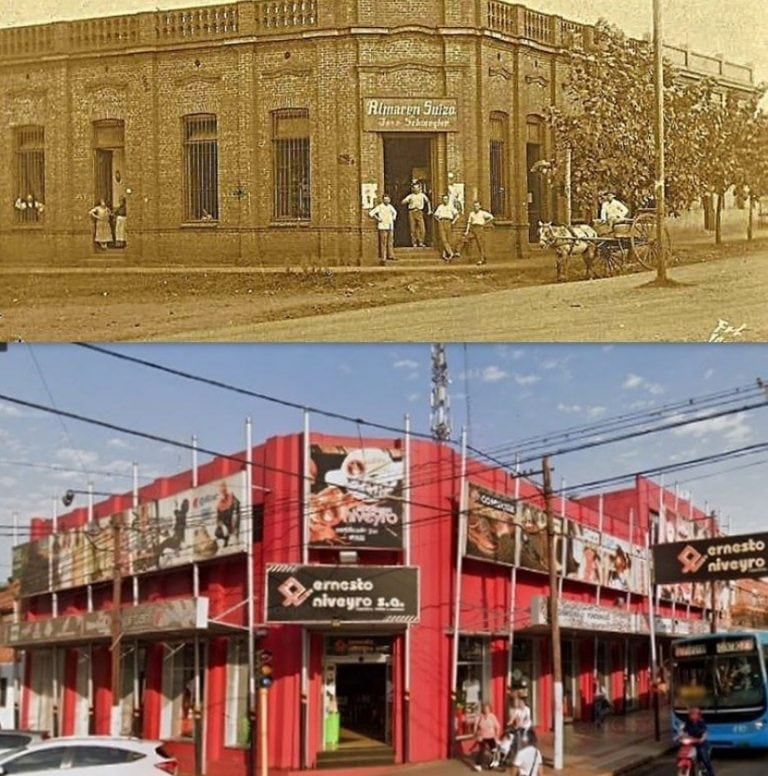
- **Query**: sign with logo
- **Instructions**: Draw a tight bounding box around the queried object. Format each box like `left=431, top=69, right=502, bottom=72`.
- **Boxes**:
left=308, top=444, right=404, bottom=550
left=362, top=97, right=458, bottom=132
left=265, top=564, right=419, bottom=624
left=465, top=485, right=518, bottom=565
left=653, top=532, right=768, bottom=584
left=530, top=595, right=635, bottom=634
left=672, top=635, right=757, bottom=659
left=0, top=597, right=209, bottom=647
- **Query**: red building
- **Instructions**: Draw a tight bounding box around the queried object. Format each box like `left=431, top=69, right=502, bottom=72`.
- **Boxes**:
left=2, top=432, right=716, bottom=774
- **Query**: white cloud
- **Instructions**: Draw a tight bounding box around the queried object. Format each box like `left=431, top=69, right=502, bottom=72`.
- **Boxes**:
left=394, top=359, right=419, bottom=369
left=587, top=405, right=607, bottom=419
left=106, top=437, right=131, bottom=450
left=406, top=392, right=421, bottom=403
left=0, top=404, right=23, bottom=418
left=482, top=366, right=509, bottom=383
left=0, top=476, right=17, bottom=488
left=514, top=373, right=541, bottom=386
left=55, top=447, right=100, bottom=467
left=622, top=373, right=664, bottom=395
left=673, top=412, right=752, bottom=443
left=557, top=402, right=582, bottom=413
left=704, top=368, right=715, bottom=381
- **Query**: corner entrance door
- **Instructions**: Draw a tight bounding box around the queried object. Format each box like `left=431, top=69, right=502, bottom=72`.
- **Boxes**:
left=335, top=663, right=389, bottom=744
left=383, top=135, right=435, bottom=248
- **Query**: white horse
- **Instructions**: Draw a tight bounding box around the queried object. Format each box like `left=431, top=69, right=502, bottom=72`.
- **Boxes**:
left=538, top=222, right=598, bottom=282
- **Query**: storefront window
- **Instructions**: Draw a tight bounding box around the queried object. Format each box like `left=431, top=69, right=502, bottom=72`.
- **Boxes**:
left=161, top=642, right=204, bottom=740
left=120, top=645, right=145, bottom=737
left=225, top=639, right=250, bottom=747
left=27, top=649, right=64, bottom=735
left=510, top=639, right=535, bottom=722
left=456, top=636, right=489, bottom=737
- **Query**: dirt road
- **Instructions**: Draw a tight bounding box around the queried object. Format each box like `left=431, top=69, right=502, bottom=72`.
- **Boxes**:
left=172, top=250, right=768, bottom=342
left=1, top=240, right=765, bottom=341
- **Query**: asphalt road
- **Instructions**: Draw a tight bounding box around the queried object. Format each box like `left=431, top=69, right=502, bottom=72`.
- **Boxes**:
left=653, top=749, right=768, bottom=774
left=187, top=250, right=768, bottom=342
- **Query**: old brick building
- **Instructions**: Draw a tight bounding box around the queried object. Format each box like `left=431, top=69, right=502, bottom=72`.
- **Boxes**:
left=0, top=1, right=757, bottom=266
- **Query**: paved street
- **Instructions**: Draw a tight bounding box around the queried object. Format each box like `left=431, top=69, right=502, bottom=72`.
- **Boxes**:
left=654, top=749, right=768, bottom=774
left=176, top=249, right=768, bottom=343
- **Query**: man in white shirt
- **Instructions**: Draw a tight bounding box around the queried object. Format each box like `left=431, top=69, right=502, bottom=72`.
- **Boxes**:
left=433, top=194, right=460, bottom=261
left=369, top=194, right=398, bottom=262
left=599, top=191, right=630, bottom=225
left=512, top=729, right=543, bottom=776
left=456, top=201, right=494, bottom=265
left=401, top=182, right=432, bottom=247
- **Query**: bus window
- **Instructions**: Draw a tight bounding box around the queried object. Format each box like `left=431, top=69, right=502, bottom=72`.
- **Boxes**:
left=673, top=659, right=716, bottom=709
left=713, top=654, right=765, bottom=708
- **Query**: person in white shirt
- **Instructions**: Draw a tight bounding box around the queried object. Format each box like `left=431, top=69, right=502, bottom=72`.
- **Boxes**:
left=432, top=194, right=460, bottom=261
left=512, top=728, right=543, bottom=776
left=508, top=694, right=532, bottom=751
left=456, top=201, right=494, bottom=265
left=599, top=191, right=630, bottom=225
left=369, top=194, right=398, bottom=262
left=401, top=182, right=432, bottom=247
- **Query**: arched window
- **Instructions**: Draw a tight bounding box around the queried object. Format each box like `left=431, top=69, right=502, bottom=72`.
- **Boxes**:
left=14, top=125, right=45, bottom=223
left=489, top=112, right=509, bottom=218
left=183, top=114, right=219, bottom=221
left=272, top=108, right=310, bottom=221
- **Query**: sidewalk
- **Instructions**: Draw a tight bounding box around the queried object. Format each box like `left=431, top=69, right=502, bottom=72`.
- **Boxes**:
left=261, top=707, right=672, bottom=776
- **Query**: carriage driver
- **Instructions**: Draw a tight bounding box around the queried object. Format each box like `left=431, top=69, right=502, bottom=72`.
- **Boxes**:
left=599, top=191, right=630, bottom=225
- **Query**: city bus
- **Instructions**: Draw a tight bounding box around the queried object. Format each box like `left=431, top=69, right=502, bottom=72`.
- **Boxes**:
left=671, top=631, right=768, bottom=748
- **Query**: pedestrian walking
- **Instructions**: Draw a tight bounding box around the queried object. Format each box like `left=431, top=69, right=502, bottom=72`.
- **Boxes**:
left=456, top=201, right=494, bottom=264
left=507, top=694, right=532, bottom=753
left=401, top=182, right=431, bottom=247
left=433, top=193, right=460, bottom=261
left=594, top=681, right=611, bottom=729
left=472, top=703, right=501, bottom=772
left=369, top=194, right=397, bottom=262
left=511, top=728, right=543, bottom=776
left=89, top=199, right=112, bottom=250
left=114, top=196, right=127, bottom=248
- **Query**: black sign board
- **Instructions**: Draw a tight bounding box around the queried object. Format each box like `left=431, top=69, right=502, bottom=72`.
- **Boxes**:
left=265, top=564, right=419, bottom=624
left=653, top=532, right=768, bottom=585
left=672, top=636, right=756, bottom=659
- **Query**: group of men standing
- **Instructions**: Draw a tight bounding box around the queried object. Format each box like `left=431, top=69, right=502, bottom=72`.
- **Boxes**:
left=369, top=182, right=494, bottom=265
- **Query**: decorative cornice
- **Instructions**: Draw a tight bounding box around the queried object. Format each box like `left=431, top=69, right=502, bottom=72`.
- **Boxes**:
left=260, top=67, right=314, bottom=80
left=489, top=66, right=513, bottom=80
left=173, top=74, right=222, bottom=88
left=525, top=74, right=549, bottom=87
left=357, top=62, right=442, bottom=75
left=84, top=79, right=129, bottom=93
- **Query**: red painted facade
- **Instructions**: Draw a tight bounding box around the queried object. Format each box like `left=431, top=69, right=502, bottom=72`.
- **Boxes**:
left=7, top=433, right=715, bottom=774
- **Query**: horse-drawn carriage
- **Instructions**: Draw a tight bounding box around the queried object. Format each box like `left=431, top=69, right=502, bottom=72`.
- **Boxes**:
left=539, top=210, right=673, bottom=282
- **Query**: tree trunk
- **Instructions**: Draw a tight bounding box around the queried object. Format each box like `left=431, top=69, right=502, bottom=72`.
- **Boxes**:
left=748, top=195, right=754, bottom=242
left=715, top=190, right=723, bottom=245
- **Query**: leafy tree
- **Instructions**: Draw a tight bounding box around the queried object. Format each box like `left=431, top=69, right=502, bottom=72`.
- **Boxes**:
left=546, top=20, right=750, bottom=229
left=733, top=109, right=768, bottom=241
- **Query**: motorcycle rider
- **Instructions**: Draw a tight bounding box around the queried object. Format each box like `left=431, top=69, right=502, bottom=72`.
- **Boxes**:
left=677, top=707, right=716, bottom=776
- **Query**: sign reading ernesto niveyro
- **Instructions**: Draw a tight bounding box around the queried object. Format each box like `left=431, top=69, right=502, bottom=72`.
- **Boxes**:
left=265, top=564, right=419, bottom=624
left=653, top=531, right=768, bottom=585
left=362, top=97, right=458, bottom=132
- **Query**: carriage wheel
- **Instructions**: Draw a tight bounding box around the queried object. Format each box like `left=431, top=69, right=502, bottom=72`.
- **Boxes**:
left=631, top=213, right=672, bottom=270
left=596, top=243, right=623, bottom=277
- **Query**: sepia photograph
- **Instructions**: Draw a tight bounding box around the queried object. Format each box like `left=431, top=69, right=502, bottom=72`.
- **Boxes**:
left=0, top=1, right=766, bottom=341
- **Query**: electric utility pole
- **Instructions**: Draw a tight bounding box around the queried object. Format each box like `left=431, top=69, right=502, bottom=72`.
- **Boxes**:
left=543, top=457, right=563, bottom=770
left=430, top=344, right=452, bottom=442
left=110, top=511, right=124, bottom=736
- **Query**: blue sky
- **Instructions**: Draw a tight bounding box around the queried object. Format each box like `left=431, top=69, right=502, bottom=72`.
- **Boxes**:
left=1, top=343, right=768, bottom=580
left=1, top=1, right=765, bottom=84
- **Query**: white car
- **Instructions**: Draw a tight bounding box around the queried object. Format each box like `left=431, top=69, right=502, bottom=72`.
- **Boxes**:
left=0, top=736, right=178, bottom=775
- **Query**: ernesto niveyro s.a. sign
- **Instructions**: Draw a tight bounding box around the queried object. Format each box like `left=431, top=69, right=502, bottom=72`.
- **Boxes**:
left=265, top=564, right=419, bottom=624
left=362, top=97, right=458, bottom=132
left=652, top=531, right=768, bottom=585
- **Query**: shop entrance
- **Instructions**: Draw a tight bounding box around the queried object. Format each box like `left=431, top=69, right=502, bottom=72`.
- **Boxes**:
left=382, top=135, right=435, bottom=247
left=323, top=636, right=393, bottom=752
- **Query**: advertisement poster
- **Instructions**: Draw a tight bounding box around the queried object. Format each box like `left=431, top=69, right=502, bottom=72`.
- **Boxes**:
left=266, top=564, right=419, bottom=624
left=518, top=501, right=549, bottom=572
left=464, top=485, right=518, bottom=566
left=308, top=444, right=404, bottom=549
left=13, top=474, right=246, bottom=596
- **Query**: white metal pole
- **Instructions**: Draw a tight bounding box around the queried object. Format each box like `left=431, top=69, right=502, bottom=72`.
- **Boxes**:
left=245, top=418, right=257, bottom=776
left=507, top=467, right=521, bottom=721
left=51, top=497, right=59, bottom=736
left=450, top=428, right=468, bottom=751
left=403, top=414, right=412, bottom=762
left=12, top=511, right=20, bottom=729
left=300, top=410, right=311, bottom=771
left=192, top=434, right=199, bottom=488
left=558, top=478, right=566, bottom=598
left=87, top=483, right=95, bottom=733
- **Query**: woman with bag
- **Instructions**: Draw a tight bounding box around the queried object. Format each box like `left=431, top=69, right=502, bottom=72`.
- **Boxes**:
left=512, top=728, right=543, bottom=776
left=472, top=703, right=501, bottom=771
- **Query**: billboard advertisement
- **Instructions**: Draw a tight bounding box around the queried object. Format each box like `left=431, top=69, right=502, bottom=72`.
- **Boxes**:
left=13, top=474, right=246, bottom=596
left=308, top=444, right=404, bottom=549
left=266, top=564, right=419, bottom=624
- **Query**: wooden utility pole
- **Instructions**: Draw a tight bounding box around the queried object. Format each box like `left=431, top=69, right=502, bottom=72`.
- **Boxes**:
left=110, top=512, right=124, bottom=736
left=543, top=457, right=563, bottom=770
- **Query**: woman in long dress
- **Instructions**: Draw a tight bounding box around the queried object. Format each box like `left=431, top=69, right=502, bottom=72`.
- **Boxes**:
left=114, top=196, right=127, bottom=247
left=89, top=199, right=112, bottom=250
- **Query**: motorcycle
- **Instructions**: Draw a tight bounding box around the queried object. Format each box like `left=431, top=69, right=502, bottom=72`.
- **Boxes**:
left=676, top=735, right=705, bottom=776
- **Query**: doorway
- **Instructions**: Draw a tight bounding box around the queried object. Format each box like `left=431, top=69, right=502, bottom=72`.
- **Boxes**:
left=382, top=135, right=435, bottom=247
left=335, top=663, right=388, bottom=745
left=93, top=120, right=126, bottom=249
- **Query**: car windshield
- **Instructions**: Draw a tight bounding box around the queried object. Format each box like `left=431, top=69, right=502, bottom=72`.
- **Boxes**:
left=674, top=653, right=766, bottom=710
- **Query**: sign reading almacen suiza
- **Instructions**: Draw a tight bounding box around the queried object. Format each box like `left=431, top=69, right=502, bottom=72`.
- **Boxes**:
left=363, top=97, right=458, bottom=132
left=653, top=532, right=768, bottom=585
left=266, top=564, right=419, bottom=624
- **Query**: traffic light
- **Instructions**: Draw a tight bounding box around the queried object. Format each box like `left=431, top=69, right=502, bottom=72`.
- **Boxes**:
left=258, top=648, right=273, bottom=689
